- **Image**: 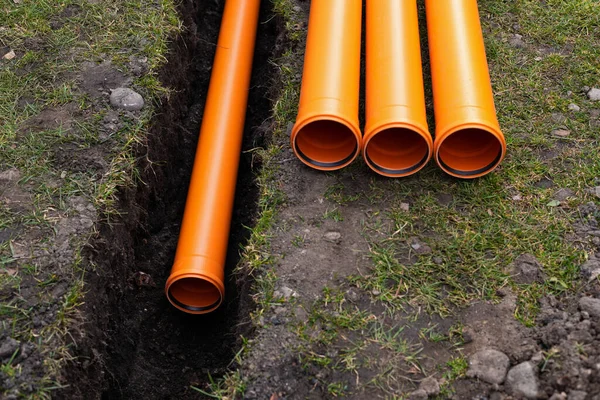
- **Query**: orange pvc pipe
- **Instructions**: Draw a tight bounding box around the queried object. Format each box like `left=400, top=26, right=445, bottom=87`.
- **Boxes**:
left=426, top=0, right=506, bottom=178
left=364, top=0, right=432, bottom=177
left=290, top=0, right=362, bottom=171
left=165, top=0, right=260, bottom=314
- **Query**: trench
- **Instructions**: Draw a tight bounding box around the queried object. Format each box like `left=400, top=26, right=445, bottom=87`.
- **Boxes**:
left=60, top=0, right=282, bottom=398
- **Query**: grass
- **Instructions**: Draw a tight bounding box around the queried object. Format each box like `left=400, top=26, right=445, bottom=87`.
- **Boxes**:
left=0, top=0, right=179, bottom=396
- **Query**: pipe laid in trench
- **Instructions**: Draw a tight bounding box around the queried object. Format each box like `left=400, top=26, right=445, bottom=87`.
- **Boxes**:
left=290, top=0, right=362, bottom=171
left=363, top=0, right=432, bottom=177
left=426, top=0, right=506, bottom=178
left=165, top=0, right=261, bottom=314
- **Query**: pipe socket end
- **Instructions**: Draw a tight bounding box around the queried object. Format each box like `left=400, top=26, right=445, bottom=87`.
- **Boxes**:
left=166, top=274, right=224, bottom=314
left=363, top=127, right=432, bottom=177
left=291, top=119, right=361, bottom=171
left=435, top=127, right=506, bottom=179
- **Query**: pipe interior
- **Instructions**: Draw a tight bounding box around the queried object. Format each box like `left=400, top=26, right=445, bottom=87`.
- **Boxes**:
left=437, top=128, right=503, bottom=177
left=168, top=277, right=221, bottom=312
left=365, top=128, right=430, bottom=175
left=294, top=120, right=358, bottom=168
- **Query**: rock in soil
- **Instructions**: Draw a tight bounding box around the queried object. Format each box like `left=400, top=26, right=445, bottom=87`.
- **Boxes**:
left=580, top=256, right=600, bottom=281
left=578, top=296, right=600, bottom=318
left=418, top=376, right=440, bottom=396
left=109, top=87, right=144, bottom=111
left=466, top=348, right=510, bottom=385
left=588, top=87, right=600, bottom=101
left=505, top=362, right=539, bottom=399
left=568, top=103, right=581, bottom=112
left=0, top=337, right=20, bottom=359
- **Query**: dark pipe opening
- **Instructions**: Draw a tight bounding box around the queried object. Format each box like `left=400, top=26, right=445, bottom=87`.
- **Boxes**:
left=167, top=278, right=222, bottom=313
left=293, top=120, right=359, bottom=168
left=365, top=128, right=430, bottom=176
left=437, top=128, right=503, bottom=177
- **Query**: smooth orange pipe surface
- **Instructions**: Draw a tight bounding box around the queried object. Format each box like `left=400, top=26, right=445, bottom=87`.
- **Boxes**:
left=364, top=0, right=432, bottom=177
left=426, top=0, right=506, bottom=178
left=165, top=0, right=260, bottom=314
left=290, top=0, right=362, bottom=171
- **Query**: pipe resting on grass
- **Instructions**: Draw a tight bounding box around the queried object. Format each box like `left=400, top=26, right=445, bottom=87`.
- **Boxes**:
left=290, top=0, right=363, bottom=171
left=426, top=0, right=506, bottom=178
left=363, top=0, right=432, bottom=177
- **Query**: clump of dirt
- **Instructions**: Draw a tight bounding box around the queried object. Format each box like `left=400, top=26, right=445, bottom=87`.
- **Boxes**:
left=59, top=0, right=283, bottom=399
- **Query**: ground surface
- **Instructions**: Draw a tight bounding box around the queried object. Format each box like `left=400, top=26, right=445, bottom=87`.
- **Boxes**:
left=0, top=0, right=599, bottom=399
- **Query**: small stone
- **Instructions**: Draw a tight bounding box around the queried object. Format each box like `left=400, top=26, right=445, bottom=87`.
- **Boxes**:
left=554, top=188, right=574, bottom=201
left=324, top=231, right=341, bottom=242
left=587, top=88, right=600, bottom=101
left=568, top=103, right=581, bottom=112
left=581, top=311, right=590, bottom=320
left=371, top=288, right=381, bottom=296
left=433, top=256, right=443, bottom=265
left=551, top=129, right=570, bottom=137
left=2, top=49, right=16, bottom=60
left=568, top=391, right=587, bottom=400
left=0, top=338, right=20, bottom=358
left=110, top=87, right=144, bottom=111
left=506, top=362, right=539, bottom=399
left=292, top=5, right=301, bottom=12
left=579, top=297, right=600, bottom=318
left=407, top=389, right=428, bottom=400
left=400, top=202, right=410, bottom=212
left=580, top=257, right=600, bottom=281
left=466, top=349, right=510, bottom=385
left=418, top=377, right=440, bottom=396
